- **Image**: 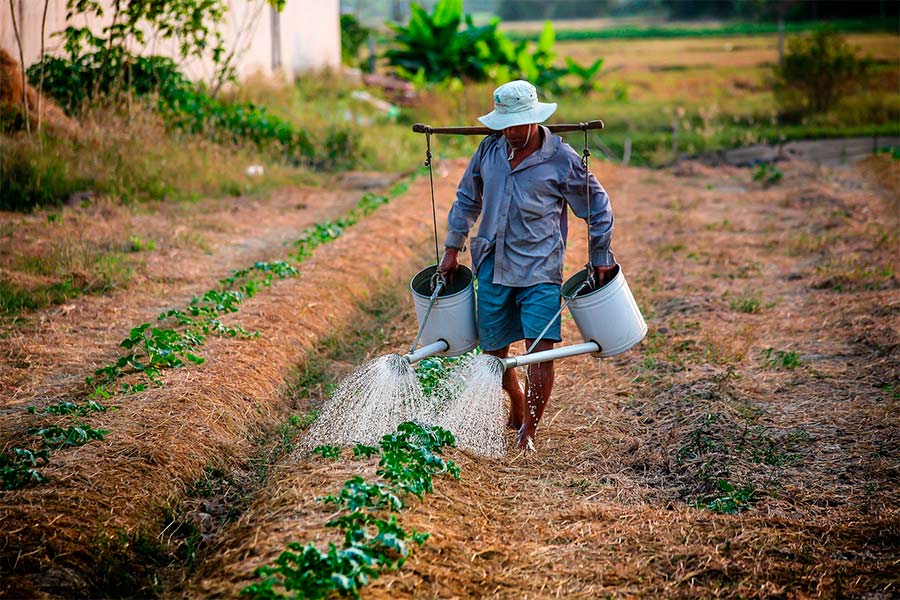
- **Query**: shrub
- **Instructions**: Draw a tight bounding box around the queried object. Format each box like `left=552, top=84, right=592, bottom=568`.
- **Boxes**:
left=340, top=14, right=371, bottom=68
left=773, top=28, right=870, bottom=118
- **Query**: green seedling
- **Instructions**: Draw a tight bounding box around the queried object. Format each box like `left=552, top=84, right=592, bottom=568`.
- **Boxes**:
left=1, top=448, right=50, bottom=489
left=761, top=347, right=802, bottom=369
left=244, top=423, right=457, bottom=600
left=698, top=479, right=756, bottom=514
left=27, top=399, right=107, bottom=417
left=751, top=163, right=783, bottom=186
left=29, top=423, right=109, bottom=449
left=352, top=444, right=379, bottom=459
left=311, top=445, right=342, bottom=460
left=320, top=477, right=405, bottom=512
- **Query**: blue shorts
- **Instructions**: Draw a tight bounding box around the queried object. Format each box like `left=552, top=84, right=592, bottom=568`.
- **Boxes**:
left=476, top=253, right=562, bottom=352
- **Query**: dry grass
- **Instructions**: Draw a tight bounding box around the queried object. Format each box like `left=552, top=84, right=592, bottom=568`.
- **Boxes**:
left=0, top=169, right=461, bottom=596
left=2, top=152, right=898, bottom=597
left=176, top=157, right=896, bottom=599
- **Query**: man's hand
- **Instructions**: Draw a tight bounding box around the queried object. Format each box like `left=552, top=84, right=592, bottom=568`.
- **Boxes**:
left=438, top=247, right=460, bottom=284
left=593, top=265, right=617, bottom=288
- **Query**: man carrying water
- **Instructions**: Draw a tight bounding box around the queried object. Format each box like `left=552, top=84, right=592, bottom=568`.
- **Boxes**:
left=438, top=80, right=616, bottom=451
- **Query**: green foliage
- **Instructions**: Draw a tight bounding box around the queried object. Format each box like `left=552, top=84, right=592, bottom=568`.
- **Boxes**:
left=1, top=173, right=408, bottom=492
left=504, top=19, right=898, bottom=43
left=773, top=28, right=870, bottom=118
left=340, top=14, right=371, bottom=67
left=293, top=193, right=389, bottom=260
left=311, top=445, right=342, bottom=460
left=53, top=0, right=284, bottom=96
left=243, top=422, right=456, bottom=600
left=28, top=423, right=109, bottom=449
left=751, top=163, right=783, bottom=186
left=352, top=444, right=380, bottom=459
left=761, top=348, right=802, bottom=369
left=27, top=51, right=347, bottom=170
left=729, top=290, right=762, bottom=313
left=1, top=448, right=50, bottom=490
left=414, top=349, right=480, bottom=395
left=385, top=1, right=601, bottom=95
left=27, top=399, right=108, bottom=417
left=697, top=479, right=756, bottom=514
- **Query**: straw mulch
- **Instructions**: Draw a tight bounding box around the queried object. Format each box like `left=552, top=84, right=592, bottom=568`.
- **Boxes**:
left=0, top=168, right=461, bottom=597
left=0, top=185, right=363, bottom=405
left=180, top=158, right=897, bottom=598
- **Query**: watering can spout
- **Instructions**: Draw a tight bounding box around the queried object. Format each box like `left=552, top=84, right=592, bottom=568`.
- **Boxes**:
left=499, top=341, right=601, bottom=371
left=403, top=339, right=449, bottom=365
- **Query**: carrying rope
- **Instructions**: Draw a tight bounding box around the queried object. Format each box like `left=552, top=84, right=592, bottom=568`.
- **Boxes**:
left=424, top=130, right=441, bottom=270
left=581, top=123, right=595, bottom=290
left=524, top=123, right=596, bottom=355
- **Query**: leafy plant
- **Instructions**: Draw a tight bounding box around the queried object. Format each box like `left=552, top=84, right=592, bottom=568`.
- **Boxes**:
left=28, top=423, right=109, bottom=450
left=27, top=399, right=107, bottom=417
left=1, top=448, right=50, bottom=489
left=761, top=348, right=802, bottom=369
left=729, top=290, right=762, bottom=313
left=564, top=57, right=605, bottom=94
left=244, top=422, right=457, bottom=600
left=340, top=14, right=371, bottom=68
left=752, top=163, right=783, bottom=187
left=385, top=1, right=601, bottom=96
left=311, top=445, right=342, bottom=460
left=698, top=479, right=756, bottom=514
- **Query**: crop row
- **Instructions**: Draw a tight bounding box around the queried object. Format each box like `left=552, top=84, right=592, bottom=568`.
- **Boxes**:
left=242, top=421, right=460, bottom=600
left=0, top=179, right=414, bottom=491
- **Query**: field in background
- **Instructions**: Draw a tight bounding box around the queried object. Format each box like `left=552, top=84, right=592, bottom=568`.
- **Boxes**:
left=3, top=25, right=897, bottom=322
left=243, top=30, right=898, bottom=170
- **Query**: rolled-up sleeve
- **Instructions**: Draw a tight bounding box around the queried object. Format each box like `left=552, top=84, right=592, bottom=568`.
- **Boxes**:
left=444, top=140, right=486, bottom=250
left=562, top=152, right=615, bottom=266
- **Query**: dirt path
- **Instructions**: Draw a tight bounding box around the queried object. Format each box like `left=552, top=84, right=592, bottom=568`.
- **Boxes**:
left=182, top=157, right=897, bottom=598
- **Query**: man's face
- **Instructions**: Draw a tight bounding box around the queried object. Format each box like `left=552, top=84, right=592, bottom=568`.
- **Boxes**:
left=502, top=123, right=535, bottom=147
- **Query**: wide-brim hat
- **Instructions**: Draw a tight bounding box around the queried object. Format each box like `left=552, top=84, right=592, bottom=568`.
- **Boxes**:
left=478, top=80, right=557, bottom=130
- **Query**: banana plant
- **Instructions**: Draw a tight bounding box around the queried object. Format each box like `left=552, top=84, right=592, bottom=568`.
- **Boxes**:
left=564, top=56, right=605, bottom=94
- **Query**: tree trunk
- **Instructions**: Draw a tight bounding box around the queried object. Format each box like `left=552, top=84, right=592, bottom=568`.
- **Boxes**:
left=8, top=0, right=30, bottom=134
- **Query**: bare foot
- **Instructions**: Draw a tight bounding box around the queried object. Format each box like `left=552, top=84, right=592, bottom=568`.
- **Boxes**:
left=516, top=424, right=536, bottom=452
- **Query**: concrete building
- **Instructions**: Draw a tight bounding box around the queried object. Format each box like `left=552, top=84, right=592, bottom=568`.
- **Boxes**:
left=1, top=0, right=341, bottom=81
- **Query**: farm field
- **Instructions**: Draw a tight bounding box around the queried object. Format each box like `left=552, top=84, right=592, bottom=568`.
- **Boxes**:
left=1, top=148, right=896, bottom=597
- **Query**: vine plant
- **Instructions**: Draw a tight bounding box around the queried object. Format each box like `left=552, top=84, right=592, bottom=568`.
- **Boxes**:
left=242, top=422, right=460, bottom=600
left=1, top=178, right=412, bottom=490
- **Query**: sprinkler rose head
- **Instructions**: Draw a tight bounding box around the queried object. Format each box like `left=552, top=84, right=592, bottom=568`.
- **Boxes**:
left=386, top=353, right=414, bottom=375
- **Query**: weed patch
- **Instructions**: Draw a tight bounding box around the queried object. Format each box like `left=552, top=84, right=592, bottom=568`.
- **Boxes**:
left=761, top=347, right=802, bottom=369
left=628, top=367, right=809, bottom=506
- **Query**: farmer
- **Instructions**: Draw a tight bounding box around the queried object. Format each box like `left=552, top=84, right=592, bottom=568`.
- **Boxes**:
left=438, top=80, right=616, bottom=452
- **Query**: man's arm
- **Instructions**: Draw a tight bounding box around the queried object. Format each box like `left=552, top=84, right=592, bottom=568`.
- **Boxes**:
left=439, top=141, right=486, bottom=279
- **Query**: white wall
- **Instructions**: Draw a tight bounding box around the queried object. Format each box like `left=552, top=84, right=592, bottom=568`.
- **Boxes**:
left=0, top=0, right=340, bottom=81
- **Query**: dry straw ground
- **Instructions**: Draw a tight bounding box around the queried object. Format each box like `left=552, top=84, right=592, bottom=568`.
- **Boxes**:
left=0, top=170, right=459, bottom=596
left=2, top=153, right=898, bottom=598
left=183, top=157, right=897, bottom=599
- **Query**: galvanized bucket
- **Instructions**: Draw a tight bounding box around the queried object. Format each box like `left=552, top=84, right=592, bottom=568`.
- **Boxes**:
left=561, top=265, right=647, bottom=357
left=409, top=264, right=478, bottom=357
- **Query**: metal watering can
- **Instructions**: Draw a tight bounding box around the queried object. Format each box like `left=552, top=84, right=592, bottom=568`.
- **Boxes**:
left=403, top=263, right=646, bottom=371
left=404, top=264, right=478, bottom=363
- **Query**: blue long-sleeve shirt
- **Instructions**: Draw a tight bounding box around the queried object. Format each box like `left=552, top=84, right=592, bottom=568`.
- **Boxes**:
left=444, top=125, right=615, bottom=287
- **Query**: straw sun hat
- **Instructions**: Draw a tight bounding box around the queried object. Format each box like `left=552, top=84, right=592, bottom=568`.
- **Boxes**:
left=477, top=80, right=557, bottom=131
